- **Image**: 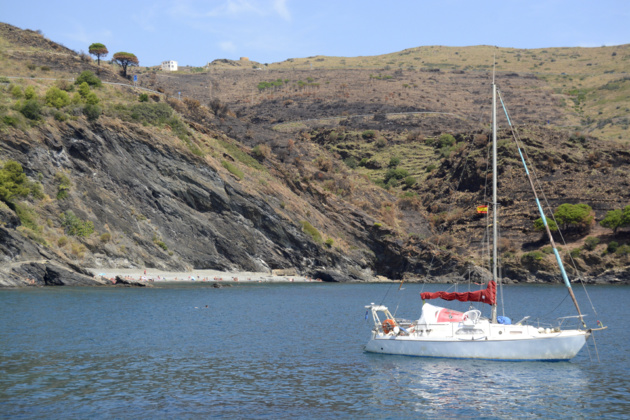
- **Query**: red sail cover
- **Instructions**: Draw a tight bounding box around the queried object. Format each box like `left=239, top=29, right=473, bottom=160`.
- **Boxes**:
left=420, top=280, right=496, bottom=306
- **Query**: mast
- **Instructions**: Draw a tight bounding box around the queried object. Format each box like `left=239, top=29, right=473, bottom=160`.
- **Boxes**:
left=491, top=70, right=498, bottom=324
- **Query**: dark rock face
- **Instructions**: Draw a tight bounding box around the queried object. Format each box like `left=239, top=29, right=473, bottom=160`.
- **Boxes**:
left=3, top=118, right=418, bottom=285
left=0, top=226, right=103, bottom=287
left=0, top=203, right=20, bottom=228
left=113, top=276, right=148, bottom=287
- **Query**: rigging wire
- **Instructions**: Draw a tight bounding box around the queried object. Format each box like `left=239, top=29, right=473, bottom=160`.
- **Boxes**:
left=496, top=88, right=599, bottom=319
left=541, top=291, right=570, bottom=318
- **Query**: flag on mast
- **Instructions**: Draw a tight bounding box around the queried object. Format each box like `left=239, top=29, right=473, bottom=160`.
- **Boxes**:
left=477, top=205, right=488, bottom=214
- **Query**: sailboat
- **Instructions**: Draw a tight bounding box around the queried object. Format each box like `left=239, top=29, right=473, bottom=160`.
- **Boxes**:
left=364, top=77, right=605, bottom=361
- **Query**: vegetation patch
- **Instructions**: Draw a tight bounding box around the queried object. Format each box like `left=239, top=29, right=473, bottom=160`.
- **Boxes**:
left=221, top=160, right=244, bottom=180
left=55, top=171, right=72, bottom=200
left=59, top=210, right=94, bottom=237
left=0, top=160, right=31, bottom=205
left=14, top=203, right=39, bottom=232
left=300, top=220, right=322, bottom=243
left=257, top=79, right=288, bottom=91
left=217, top=138, right=265, bottom=171
left=75, top=71, right=102, bottom=87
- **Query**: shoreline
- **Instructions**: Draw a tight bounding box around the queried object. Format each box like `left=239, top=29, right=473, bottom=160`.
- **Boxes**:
left=87, top=268, right=323, bottom=284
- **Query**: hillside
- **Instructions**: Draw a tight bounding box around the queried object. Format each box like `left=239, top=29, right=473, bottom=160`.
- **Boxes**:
left=153, top=44, right=630, bottom=141
left=0, top=22, right=629, bottom=286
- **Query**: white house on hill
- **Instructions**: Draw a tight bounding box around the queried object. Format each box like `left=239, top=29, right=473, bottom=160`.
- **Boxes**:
left=161, top=60, right=178, bottom=71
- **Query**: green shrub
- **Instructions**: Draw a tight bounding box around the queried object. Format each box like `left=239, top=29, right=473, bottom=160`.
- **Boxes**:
left=60, top=210, right=94, bottom=237
left=57, top=236, right=68, bottom=247
left=359, top=157, right=369, bottom=167
left=600, top=205, right=630, bottom=233
left=85, top=92, right=99, bottom=105
left=616, top=244, right=630, bottom=255
left=570, top=247, right=582, bottom=258
left=24, top=86, right=36, bottom=100
left=138, top=93, right=149, bottom=102
left=437, top=134, right=456, bottom=148
left=600, top=209, right=623, bottom=232
left=426, top=163, right=437, bottom=172
left=166, top=117, right=189, bottom=140
left=300, top=220, right=322, bottom=243
left=100, top=232, right=111, bottom=243
left=257, top=79, right=285, bottom=91
left=29, top=181, right=44, bottom=200
left=20, top=99, right=41, bottom=120
left=78, top=82, right=91, bottom=98
left=75, top=71, right=102, bottom=87
left=11, top=85, right=23, bottom=98
left=607, top=241, right=619, bottom=253
left=343, top=156, right=358, bottom=169
left=388, top=156, right=401, bottom=168
left=375, top=137, right=387, bottom=148
left=14, top=203, right=39, bottom=232
left=433, top=134, right=459, bottom=157
left=53, top=111, right=68, bottom=122
left=361, top=130, right=376, bottom=139
left=83, top=104, right=101, bottom=121
left=583, top=236, right=600, bottom=251
left=403, top=176, right=416, bottom=188
left=2, top=115, right=20, bottom=127
left=45, top=87, right=71, bottom=109
left=521, top=251, right=544, bottom=264
left=131, top=102, right=173, bottom=124
left=0, top=160, right=30, bottom=205
left=533, top=217, right=559, bottom=232
left=384, top=168, right=409, bottom=183
left=385, top=177, right=397, bottom=188
left=554, top=203, right=593, bottom=231
left=325, top=238, right=334, bottom=248
left=221, top=160, right=244, bottom=180
left=54, top=171, right=71, bottom=200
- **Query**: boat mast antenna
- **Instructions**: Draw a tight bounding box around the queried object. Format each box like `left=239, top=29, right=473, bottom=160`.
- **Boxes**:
left=491, top=55, right=498, bottom=324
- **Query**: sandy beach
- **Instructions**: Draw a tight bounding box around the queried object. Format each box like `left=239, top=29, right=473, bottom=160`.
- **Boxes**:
left=86, top=268, right=318, bottom=283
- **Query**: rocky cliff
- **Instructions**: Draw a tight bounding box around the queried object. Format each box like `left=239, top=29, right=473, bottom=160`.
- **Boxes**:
left=1, top=22, right=629, bottom=287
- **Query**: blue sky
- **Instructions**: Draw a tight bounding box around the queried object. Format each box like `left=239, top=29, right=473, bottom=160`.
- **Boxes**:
left=2, top=0, right=628, bottom=67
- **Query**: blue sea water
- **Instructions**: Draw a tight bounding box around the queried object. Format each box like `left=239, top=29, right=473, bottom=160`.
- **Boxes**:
left=0, top=282, right=628, bottom=419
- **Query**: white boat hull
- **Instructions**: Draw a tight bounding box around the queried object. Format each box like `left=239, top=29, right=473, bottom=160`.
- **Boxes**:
left=365, top=329, right=590, bottom=361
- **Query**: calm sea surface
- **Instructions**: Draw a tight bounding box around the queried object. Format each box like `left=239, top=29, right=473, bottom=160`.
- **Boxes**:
left=1, top=282, right=628, bottom=419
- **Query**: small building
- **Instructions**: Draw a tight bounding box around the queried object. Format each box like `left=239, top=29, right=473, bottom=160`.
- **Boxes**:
left=161, top=60, right=178, bottom=71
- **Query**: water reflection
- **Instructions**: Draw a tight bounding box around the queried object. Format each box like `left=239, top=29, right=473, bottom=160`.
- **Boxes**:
left=364, top=352, right=626, bottom=418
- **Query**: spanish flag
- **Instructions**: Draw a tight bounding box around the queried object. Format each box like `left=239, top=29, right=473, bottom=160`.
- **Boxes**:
left=477, top=205, right=488, bottom=214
